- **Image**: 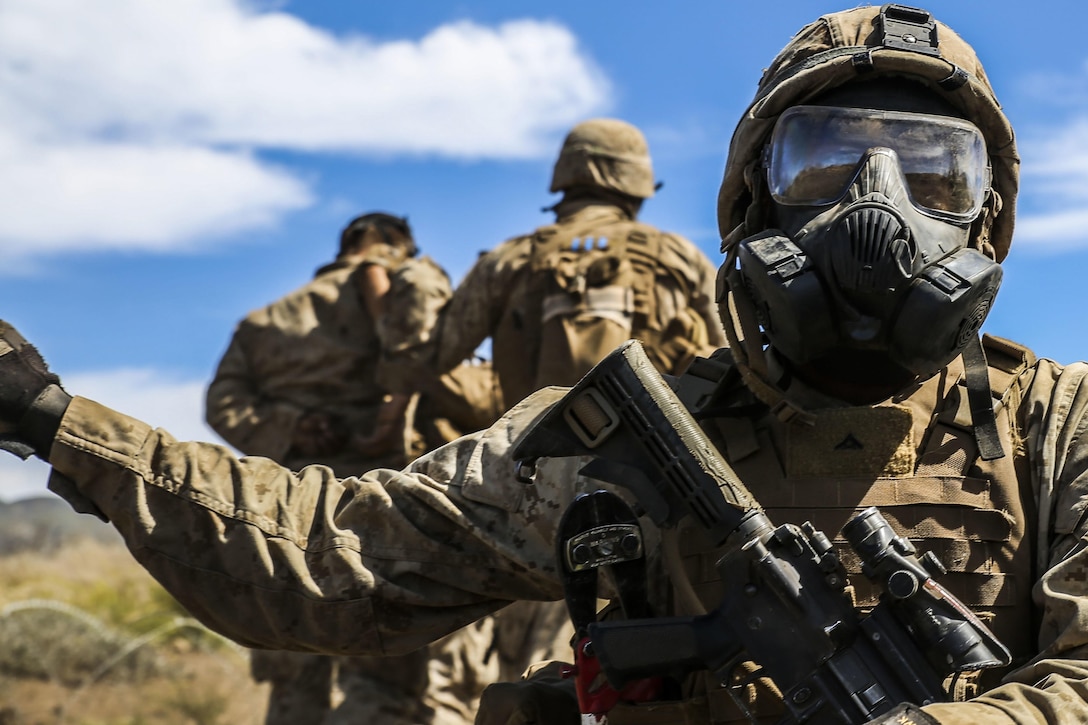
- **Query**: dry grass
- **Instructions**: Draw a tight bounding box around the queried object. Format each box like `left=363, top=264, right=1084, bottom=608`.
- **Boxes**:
left=0, top=538, right=269, bottom=725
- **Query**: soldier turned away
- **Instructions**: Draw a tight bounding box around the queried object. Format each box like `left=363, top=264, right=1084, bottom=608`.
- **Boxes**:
left=386, top=116, right=725, bottom=414
left=3, top=5, right=1088, bottom=724
left=376, top=117, right=728, bottom=690
left=205, top=212, right=500, bottom=725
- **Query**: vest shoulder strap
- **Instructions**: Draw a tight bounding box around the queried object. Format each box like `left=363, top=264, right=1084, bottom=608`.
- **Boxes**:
left=982, top=333, right=1036, bottom=375
left=918, top=335, right=1035, bottom=477
left=981, top=333, right=1035, bottom=404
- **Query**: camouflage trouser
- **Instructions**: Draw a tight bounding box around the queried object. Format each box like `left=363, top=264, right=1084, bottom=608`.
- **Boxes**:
left=424, top=619, right=500, bottom=725
left=326, top=652, right=434, bottom=725
left=252, top=649, right=333, bottom=724
left=252, top=619, right=500, bottom=725
left=489, top=600, right=575, bottom=683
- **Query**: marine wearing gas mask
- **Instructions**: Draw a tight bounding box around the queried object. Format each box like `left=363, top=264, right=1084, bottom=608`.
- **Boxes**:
left=4, top=6, right=1088, bottom=725
left=736, top=81, right=1001, bottom=388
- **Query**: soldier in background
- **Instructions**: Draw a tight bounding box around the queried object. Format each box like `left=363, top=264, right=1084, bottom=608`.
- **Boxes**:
left=380, top=119, right=726, bottom=687
left=206, top=212, right=500, bottom=724
left=10, top=7, right=1088, bottom=724
left=392, top=117, right=725, bottom=413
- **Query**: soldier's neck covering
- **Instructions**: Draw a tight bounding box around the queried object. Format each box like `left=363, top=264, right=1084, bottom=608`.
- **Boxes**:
left=548, top=187, right=642, bottom=221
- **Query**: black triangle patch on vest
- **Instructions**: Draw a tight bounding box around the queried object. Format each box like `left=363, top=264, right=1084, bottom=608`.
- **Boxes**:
left=834, top=433, right=865, bottom=451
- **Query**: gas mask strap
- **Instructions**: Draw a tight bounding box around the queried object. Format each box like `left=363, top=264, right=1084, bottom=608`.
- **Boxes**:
left=971, top=189, right=1000, bottom=260
left=962, top=334, right=1005, bottom=461
left=728, top=288, right=769, bottom=381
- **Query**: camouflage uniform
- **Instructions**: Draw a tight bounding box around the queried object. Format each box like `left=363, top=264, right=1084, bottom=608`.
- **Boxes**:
left=10, top=6, right=1088, bottom=725
left=37, top=346, right=1088, bottom=724
left=206, top=244, right=413, bottom=472
left=206, top=243, right=497, bottom=725
left=384, top=120, right=725, bottom=413
left=377, top=120, right=727, bottom=687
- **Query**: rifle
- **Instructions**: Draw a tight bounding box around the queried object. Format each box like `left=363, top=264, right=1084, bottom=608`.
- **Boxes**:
left=512, top=341, right=1009, bottom=724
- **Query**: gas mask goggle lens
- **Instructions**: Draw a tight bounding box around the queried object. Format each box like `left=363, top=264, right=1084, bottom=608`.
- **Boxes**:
left=765, top=106, right=990, bottom=222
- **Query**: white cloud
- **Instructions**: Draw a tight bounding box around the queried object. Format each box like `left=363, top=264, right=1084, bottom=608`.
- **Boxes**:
left=0, top=368, right=229, bottom=503
left=0, top=458, right=52, bottom=505
left=61, top=369, right=220, bottom=442
left=0, top=0, right=609, bottom=259
left=1015, top=103, right=1088, bottom=252
left=1010, top=209, right=1088, bottom=253
left=0, top=136, right=312, bottom=255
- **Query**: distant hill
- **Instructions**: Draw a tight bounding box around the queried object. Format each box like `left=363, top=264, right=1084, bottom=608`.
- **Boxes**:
left=0, top=497, right=120, bottom=555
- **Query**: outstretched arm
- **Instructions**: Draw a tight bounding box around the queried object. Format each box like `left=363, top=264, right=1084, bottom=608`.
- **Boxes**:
left=47, top=393, right=576, bottom=655
left=2, top=319, right=581, bottom=656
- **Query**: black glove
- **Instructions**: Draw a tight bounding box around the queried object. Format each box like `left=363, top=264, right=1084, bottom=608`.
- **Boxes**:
left=475, top=662, right=580, bottom=725
left=866, top=703, right=940, bottom=725
left=0, top=320, right=71, bottom=460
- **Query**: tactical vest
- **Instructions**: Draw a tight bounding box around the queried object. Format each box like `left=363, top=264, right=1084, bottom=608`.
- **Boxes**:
left=604, top=334, right=1038, bottom=724
left=492, top=215, right=709, bottom=410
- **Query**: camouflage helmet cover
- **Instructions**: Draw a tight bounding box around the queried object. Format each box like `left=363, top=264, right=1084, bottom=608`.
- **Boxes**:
left=550, top=118, right=656, bottom=199
left=717, top=5, right=1019, bottom=261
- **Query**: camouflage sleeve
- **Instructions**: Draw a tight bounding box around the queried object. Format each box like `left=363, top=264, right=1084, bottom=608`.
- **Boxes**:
left=434, top=241, right=525, bottom=374
left=375, top=256, right=453, bottom=396
left=46, top=388, right=583, bottom=657
left=204, top=326, right=302, bottom=460
left=923, top=360, right=1088, bottom=724
left=657, top=232, right=726, bottom=352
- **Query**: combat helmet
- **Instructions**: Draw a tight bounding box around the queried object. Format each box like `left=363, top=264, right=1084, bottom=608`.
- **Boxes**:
left=718, top=4, right=1017, bottom=261
left=550, top=118, right=656, bottom=199
left=715, top=5, right=1019, bottom=425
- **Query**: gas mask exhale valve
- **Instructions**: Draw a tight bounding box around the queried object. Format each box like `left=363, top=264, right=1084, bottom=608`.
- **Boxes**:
left=733, top=105, right=1002, bottom=379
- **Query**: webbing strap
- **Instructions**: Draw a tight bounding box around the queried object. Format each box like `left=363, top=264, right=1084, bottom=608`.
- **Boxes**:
left=963, top=335, right=1005, bottom=461
left=541, top=286, right=634, bottom=323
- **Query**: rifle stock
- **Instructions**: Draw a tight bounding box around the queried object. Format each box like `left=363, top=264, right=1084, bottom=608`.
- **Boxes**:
left=514, top=341, right=1009, bottom=724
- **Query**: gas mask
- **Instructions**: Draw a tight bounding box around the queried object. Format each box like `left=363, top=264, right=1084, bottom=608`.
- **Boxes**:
left=733, top=105, right=1001, bottom=379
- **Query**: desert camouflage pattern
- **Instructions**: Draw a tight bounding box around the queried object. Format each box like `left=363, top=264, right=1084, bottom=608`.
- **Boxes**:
left=43, top=337, right=1088, bottom=723
left=549, top=118, right=656, bottom=199
left=205, top=246, right=495, bottom=724
left=379, top=196, right=724, bottom=694
left=391, top=199, right=724, bottom=411
left=377, top=258, right=505, bottom=448
left=206, top=245, right=412, bottom=472
left=374, top=254, right=453, bottom=398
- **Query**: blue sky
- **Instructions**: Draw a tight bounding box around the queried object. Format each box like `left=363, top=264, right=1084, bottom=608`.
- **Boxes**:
left=2, top=1, right=1087, bottom=499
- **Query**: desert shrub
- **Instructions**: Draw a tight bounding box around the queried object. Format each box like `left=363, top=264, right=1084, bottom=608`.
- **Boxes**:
left=0, top=600, right=159, bottom=684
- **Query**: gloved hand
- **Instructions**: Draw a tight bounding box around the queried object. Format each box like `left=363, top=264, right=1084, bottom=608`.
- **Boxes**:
left=351, top=393, right=410, bottom=459
left=0, top=320, right=71, bottom=460
left=289, top=411, right=349, bottom=458
left=475, top=661, right=580, bottom=725
left=866, top=703, right=940, bottom=725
